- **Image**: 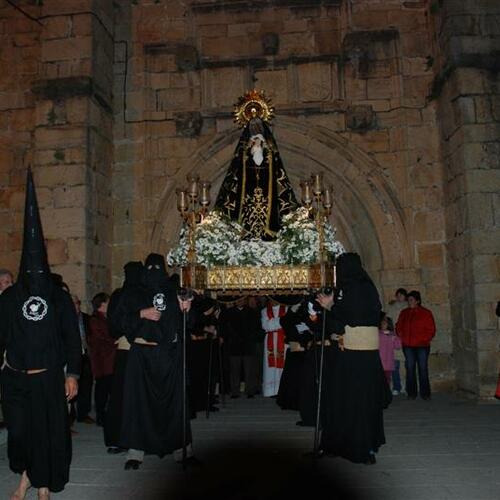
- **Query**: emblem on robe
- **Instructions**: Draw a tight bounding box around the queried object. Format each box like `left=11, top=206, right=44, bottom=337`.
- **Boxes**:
left=153, top=293, right=166, bottom=311
left=22, top=296, right=48, bottom=321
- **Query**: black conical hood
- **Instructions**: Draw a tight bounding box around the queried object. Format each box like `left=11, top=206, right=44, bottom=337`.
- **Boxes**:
left=19, top=169, right=51, bottom=294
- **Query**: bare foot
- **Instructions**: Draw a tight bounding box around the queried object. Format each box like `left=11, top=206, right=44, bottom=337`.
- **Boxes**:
left=10, top=471, right=31, bottom=500
left=38, top=487, right=50, bottom=500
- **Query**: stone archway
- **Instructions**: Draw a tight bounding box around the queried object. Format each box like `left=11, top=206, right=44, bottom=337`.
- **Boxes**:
left=150, top=117, right=411, bottom=284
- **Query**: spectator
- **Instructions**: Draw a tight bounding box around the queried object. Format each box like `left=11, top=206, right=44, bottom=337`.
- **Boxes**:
left=386, top=288, right=408, bottom=395
left=220, top=297, right=263, bottom=399
left=71, top=295, right=94, bottom=424
left=87, top=293, right=115, bottom=426
left=396, top=291, right=436, bottom=400
left=0, top=269, right=13, bottom=294
left=379, top=313, right=402, bottom=387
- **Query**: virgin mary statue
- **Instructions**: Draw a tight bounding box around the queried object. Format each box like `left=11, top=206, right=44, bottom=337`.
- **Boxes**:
left=214, top=90, right=298, bottom=241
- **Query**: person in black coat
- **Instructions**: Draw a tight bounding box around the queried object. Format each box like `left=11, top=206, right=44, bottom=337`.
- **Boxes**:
left=118, top=253, right=197, bottom=470
left=277, top=299, right=311, bottom=411
left=187, top=298, right=220, bottom=416
left=103, top=261, right=143, bottom=453
left=0, top=169, right=81, bottom=498
left=317, top=252, right=390, bottom=465
left=220, top=298, right=263, bottom=398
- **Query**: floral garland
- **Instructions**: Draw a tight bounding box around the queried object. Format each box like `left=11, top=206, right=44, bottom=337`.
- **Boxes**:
left=166, top=208, right=344, bottom=267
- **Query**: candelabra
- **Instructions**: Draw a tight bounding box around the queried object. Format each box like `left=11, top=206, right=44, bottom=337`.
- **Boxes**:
left=176, top=174, right=211, bottom=265
left=300, top=172, right=333, bottom=264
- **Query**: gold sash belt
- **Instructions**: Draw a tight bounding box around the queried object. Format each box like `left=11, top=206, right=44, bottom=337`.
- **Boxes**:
left=134, top=337, right=159, bottom=347
left=288, top=341, right=304, bottom=352
left=116, top=336, right=131, bottom=351
left=343, top=326, right=379, bottom=351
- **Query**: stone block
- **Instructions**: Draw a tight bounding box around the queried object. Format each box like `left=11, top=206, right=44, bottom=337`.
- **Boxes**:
left=346, top=105, right=375, bottom=131
left=466, top=170, right=500, bottom=194
left=53, top=185, right=87, bottom=208
left=344, top=76, right=367, bottom=100
left=36, top=164, right=86, bottom=187
left=417, top=243, right=445, bottom=268
left=414, top=211, right=445, bottom=241
left=254, top=69, right=288, bottom=105
left=35, top=127, right=87, bottom=149
left=174, top=112, right=203, bottom=138
left=471, top=227, right=500, bottom=254
left=41, top=36, right=92, bottom=62
left=46, top=238, right=69, bottom=266
left=400, top=31, right=430, bottom=57
left=156, top=87, right=201, bottom=112
left=279, top=32, right=315, bottom=56
left=41, top=16, right=72, bottom=40
left=297, top=62, right=333, bottom=102
left=367, top=77, right=398, bottom=100
left=205, top=67, right=246, bottom=108
left=262, top=32, right=280, bottom=56
left=41, top=207, right=86, bottom=239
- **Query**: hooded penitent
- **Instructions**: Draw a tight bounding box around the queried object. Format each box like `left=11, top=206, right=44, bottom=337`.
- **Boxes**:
left=18, top=168, right=52, bottom=298
left=214, top=117, right=298, bottom=240
left=330, top=252, right=381, bottom=329
left=123, top=261, right=143, bottom=289
left=0, top=169, right=81, bottom=493
left=143, top=253, right=169, bottom=291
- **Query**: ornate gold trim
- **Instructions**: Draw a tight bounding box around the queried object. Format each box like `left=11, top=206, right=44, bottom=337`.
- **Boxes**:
left=234, top=89, right=275, bottom=127
left=181, top=263, right=335, bottom=294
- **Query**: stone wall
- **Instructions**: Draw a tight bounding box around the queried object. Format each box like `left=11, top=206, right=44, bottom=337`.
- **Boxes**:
left=111, top=0, right=454, bottom=389
left=0, top=0, right=114, bottom=305
left=432, top=0, right=500, bottom=396
left=0, top=0, right=498, bottom=395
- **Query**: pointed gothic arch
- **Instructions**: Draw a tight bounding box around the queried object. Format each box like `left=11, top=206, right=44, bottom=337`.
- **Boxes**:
left=150, top=117, right=411, bottom=281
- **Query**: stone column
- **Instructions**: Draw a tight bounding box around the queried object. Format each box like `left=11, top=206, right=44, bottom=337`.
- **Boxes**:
left=434, top=0, right=500, bottom=396
left=33, top=0, right=114, bottom=303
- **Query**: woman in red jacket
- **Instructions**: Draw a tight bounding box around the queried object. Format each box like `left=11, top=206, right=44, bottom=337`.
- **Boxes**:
left=396, top=290, right=436, bottom=400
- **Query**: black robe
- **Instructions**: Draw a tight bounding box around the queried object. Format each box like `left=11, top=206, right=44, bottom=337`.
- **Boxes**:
left=214, top=119, right=297, bottom=240
left=320, top=253, right=391, bottom=463
left=0, top=283, right=81, bottom=492
left=118, top=282, right=194, bottom=456
left=187, top=312, right=219, bottom=414
left=277, top=305, right=311, bottom=411
left=103, top=286, right=127, bottom=448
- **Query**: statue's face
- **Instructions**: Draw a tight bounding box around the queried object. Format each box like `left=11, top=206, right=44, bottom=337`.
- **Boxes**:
left=252, top=137, right=263, bottom=148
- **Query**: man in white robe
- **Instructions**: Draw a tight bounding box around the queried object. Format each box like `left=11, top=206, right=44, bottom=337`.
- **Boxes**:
left=261, top=300, right=288, bottom=397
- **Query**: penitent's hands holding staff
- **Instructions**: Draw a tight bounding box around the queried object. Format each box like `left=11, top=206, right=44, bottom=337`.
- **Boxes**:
left=140, top=297, right=193, bottom=323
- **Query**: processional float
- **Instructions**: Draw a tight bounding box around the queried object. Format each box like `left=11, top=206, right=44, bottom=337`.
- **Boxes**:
left=170, top=90, right=342, bottom=295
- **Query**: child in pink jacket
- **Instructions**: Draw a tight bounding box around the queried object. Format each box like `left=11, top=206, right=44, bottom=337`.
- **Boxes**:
left=379, top=314, right=402, bottom=385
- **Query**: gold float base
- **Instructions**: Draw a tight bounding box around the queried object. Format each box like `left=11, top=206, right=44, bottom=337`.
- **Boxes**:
left=180, top=263, right=335, bottom=294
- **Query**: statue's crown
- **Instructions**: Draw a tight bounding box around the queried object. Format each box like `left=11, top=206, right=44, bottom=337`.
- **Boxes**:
left=234, top=90, right=274, bottom=127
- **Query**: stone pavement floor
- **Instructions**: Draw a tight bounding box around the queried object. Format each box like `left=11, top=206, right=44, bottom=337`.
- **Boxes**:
left=0, top=394, right=500, bottom=500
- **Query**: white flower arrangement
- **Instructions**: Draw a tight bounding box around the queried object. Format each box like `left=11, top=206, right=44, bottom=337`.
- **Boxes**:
left=166, top=208, right=344, bottom=267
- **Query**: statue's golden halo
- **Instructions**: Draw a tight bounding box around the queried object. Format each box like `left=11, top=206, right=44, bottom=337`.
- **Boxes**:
left=233, top=90, right=275, bottom=127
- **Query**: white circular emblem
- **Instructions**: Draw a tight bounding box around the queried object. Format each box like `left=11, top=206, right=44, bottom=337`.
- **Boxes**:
left=22, top=296, right=48, bottom=321
left=153, top=293, right=166, bottom=311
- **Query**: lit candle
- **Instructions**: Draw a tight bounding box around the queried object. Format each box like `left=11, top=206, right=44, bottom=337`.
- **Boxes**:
left=323, top=186, right=332, bottom=209
left=312, top=173, right=323, bottom=196
left=176, top=189, right=188, bottom=213
left=187, top=174, right=199, bottom=199
left=300, top=180, right=312, bottom=206
left=200, top=181, right=211, bottom=207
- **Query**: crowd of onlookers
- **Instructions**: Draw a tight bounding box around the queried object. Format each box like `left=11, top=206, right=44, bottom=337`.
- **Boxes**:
left=0, top=261, right=441, bottom=437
